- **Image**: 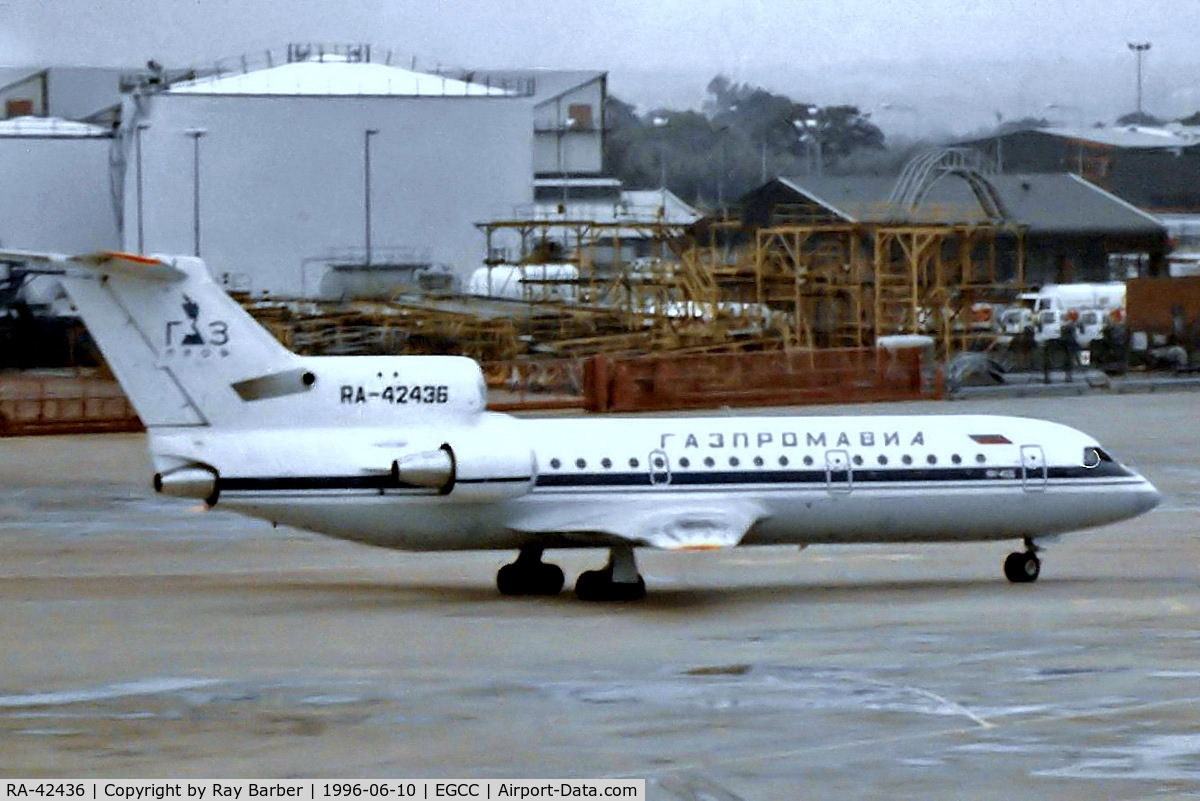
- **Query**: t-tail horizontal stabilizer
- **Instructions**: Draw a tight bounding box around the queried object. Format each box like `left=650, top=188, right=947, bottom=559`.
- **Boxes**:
left=0, top=249, right=299, bottom=429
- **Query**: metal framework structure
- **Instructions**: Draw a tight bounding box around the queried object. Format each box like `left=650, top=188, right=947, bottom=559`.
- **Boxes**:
left=253, top=204, right=1027, bottom=399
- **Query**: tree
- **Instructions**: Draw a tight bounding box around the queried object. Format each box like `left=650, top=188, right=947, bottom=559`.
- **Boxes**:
left=603, top=75, right=887, bottom=208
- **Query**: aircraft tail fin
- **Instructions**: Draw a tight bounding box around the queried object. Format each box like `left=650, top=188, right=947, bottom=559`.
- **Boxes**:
left=3, top=250, right=300, bottom=428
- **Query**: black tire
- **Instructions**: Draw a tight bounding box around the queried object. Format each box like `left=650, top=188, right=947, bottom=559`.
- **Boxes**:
left=1004, top=551, right=1041, bottom=583
left=575, top=569, right=646, bottom=601
left=574, top=568, right=609, bottom=601
left=498, top=562, right=564, bottom=596
left=609, top=577, right=647, bottom=602
left=497, top=563, right=524, bottom=595
left=536, top=563, right=565, bottom=596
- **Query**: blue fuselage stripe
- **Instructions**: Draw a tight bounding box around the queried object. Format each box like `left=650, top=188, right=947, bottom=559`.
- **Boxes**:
left=215, top=463, right=1131, bottom=493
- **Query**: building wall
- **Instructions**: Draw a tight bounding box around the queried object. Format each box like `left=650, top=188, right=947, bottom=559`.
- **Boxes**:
left=1108, top=148, right=1200, bottom=211
left=0, top=136, right=118, bottom=251
left=967, top=130, right=1200, bottom=212
left=0, top=70, right=46, bottom=118
left=46, top=67, right=127, bottom=120
left=532, top=77, right=604, bottom=175
left=123, top=92, right=534, bottom=296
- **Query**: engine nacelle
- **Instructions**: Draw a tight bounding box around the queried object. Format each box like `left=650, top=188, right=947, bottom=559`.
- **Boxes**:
left=392, top=441, right=536, bottom=502
left=153, top=465, right=219, bottom=505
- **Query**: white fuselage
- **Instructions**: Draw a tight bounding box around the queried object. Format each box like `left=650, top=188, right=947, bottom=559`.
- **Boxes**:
left=148, top=412, right=1160, bottom=552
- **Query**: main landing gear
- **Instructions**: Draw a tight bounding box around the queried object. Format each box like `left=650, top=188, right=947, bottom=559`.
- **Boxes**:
left=496, top=547, right=565, bottom=596
left=1004, top=537, right=1041, bottom=584
left=575, top=544, right=646, bottom=602
left=495, top=545, right=647, bottom=601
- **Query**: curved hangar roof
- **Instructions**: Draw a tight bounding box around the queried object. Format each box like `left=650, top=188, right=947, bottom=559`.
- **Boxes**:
left=167, top=56, right=515, bottom=97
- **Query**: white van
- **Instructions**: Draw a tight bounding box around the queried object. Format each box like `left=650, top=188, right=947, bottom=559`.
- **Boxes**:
left=1024, top=283, right=1126, bottom=345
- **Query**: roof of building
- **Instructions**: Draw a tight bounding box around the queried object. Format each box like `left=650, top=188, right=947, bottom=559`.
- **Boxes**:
left=509, top=188, right=701, bottom=229
left=167, top=55, right=515, bottom=97
left=961, top=124, right=1200, bottom=150
left=472, top=70, right=604, bottom=105
left=619, top=189, right=703, bottom=225
left=0, top=116, right=110, bottom=138
left=770, top=173, right=1164, bottom=235
left=1045, top=124, right=1200, bottom=148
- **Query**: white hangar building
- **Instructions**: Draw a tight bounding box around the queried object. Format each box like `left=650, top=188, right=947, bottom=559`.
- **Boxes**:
left=1, top=45, right=611, bottom=298
left=119, top=47, right=538, bottom=297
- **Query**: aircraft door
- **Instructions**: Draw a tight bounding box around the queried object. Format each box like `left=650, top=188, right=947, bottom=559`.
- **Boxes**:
left=648, top=449, right=672, bottom=486
left=1020, top=444, right=1047, bottom=492
left=825, top=449, right=853, bottom=494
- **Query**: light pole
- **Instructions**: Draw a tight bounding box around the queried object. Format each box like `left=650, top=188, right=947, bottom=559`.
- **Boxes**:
left=559, top=109, right=577, bottom=215
left=185, top=128, right=207, bottom=257
left=134, top=122, right=150, bottom=253
left=799, top=107, right=825, bottom=177
left=363, top=128, right=378, bottom=267
left=1128, top=41, right=1151, bottom=115
left=717, top=134, right=726, bottom=211
left=652, top=116, right=669, bottom=208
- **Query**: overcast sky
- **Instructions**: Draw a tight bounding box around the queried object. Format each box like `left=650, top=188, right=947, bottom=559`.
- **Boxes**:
left=3, top=0, right=1197, bottom=134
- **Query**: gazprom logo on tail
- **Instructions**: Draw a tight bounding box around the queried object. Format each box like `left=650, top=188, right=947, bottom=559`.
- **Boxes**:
left=163, top=293, right=231, bottom=358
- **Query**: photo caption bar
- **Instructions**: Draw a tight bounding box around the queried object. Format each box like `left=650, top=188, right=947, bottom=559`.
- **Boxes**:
left=1, top=781, right=645, bottom=801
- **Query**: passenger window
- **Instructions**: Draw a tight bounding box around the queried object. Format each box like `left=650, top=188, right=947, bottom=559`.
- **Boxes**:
left=902, top=455, right=913, bottom=465
left=704, top=456, right=715, bottom=467
left=878, top=455, right=888, bottom=465
left=550, top=458, right=561, bottom=469
left=753, top=456, right=764, bottom=467
left=601, top=458, right=612, bottom=469
left=629, top=458, right=639, bottom=468
left=779, top=456, right=790, bottom=467
left=951, top=454, right=962, bottom=464
left=803, top=455, right=814, bottom=466
left=852, top=455, right=863, bottom=466
left=729, top=456, right=740, bottom=467
left=679, top=457, right=690, bottom=468
left=927, top=455, right=937, bottom=465
left=576, top=458, right=587, bottom=469
left=653, top=456, right=665, bottom=468
left=975, top=454, right=986, bottom=463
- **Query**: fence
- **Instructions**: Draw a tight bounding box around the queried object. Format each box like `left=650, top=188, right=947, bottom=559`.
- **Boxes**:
left=583, top=347, right=941, bottom=413
left=0, top=373, right=141, bottom=436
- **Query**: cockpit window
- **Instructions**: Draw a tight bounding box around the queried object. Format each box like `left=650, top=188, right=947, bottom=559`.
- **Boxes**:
left=1083, top=447, right=1113, bottom=468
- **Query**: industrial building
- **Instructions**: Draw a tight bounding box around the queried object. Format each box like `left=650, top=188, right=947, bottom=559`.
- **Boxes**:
left=0, top=117, right=118, bottom=255
left=0, top=45, right=615, bottom=298
left=957, top=125, right=1200, bottom=212
left=739, top=172, right=1169, bottom=284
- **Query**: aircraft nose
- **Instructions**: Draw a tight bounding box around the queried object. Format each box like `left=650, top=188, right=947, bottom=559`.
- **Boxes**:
left=1134, top=477, right=1163, bottom=515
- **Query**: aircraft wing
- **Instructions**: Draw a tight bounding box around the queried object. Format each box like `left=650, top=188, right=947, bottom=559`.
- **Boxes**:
left=506, top=499, right=768, bottom=550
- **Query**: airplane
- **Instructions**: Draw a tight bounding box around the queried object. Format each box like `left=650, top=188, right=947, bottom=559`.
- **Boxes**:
left=2, top=249, right=1162, bottom=601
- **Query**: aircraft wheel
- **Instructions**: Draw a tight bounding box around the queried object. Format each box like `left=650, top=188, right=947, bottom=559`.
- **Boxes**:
left=497, top=561, right=564, bottom=596
left=536, top=562, right=565, bottom=595
left=575, top=568, right=646, bottom=602
left=1004, top=551, right=1041, bottom=583
left=497, top=563, right=525, bottom=595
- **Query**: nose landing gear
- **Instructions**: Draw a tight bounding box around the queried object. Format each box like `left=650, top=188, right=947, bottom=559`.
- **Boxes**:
left=1004, top=538, right=1042, bottom=583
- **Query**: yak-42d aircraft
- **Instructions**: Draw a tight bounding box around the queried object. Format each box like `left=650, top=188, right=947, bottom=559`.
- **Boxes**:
left=6, top=250, right=1161, bottom=601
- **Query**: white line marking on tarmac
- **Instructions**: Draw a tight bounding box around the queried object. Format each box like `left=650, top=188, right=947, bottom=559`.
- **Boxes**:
left=0, top=678, right=222, bottom=708
left=605, top=693, right=1200, bottom=779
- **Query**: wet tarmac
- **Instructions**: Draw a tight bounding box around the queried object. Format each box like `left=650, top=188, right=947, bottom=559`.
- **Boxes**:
left=1, top=392, right=1199, bottom=798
